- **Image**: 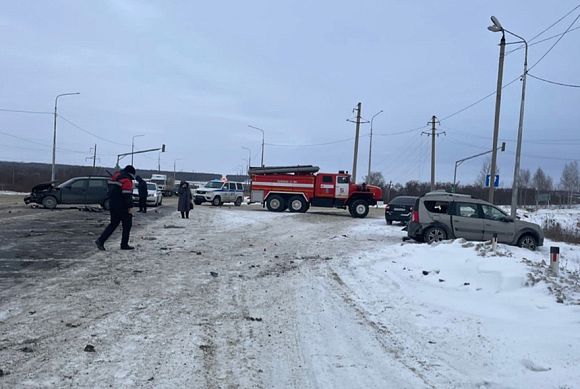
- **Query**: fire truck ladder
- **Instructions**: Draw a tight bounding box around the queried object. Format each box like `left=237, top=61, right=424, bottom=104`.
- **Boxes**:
left=248, top=165, right=320, bottom=175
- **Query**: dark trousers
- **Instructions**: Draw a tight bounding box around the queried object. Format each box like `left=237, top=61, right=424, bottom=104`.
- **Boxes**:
left=98, top=210, right=133, bottom=247
left=139, top=196, right=147, bottom=212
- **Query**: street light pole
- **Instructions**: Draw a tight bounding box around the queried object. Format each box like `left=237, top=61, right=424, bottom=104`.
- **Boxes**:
left=248, top=125, right=265, bottom=167
left=487, top=16, right=506, bottom=204
left=242, top=146, right=251, bottom=172
left=367, top=110, right=383, bottom=184
left=173, top=158, right=181, bottom=183
left=51, top=92, right=80, bottom=181
left=131, top=134, right=144, bottom=165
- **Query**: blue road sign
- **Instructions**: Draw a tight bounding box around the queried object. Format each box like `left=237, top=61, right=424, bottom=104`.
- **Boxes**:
left=485, top=174, right=499, bottom=188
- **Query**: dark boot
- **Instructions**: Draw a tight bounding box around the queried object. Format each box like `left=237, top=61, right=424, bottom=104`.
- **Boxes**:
left=121, top=245, right=135, bottom=250
left=95, top=239, right=105, bottom=251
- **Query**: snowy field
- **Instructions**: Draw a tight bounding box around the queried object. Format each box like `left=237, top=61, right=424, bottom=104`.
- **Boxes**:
left=0, top=201, right=579, bottom=388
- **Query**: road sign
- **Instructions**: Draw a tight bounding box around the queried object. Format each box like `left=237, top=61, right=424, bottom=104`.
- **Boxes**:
left=485, top=174, right=499, bottom=188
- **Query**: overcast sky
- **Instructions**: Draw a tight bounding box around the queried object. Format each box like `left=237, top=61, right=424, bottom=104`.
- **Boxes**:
left=1, top=1, right=579, bottom=186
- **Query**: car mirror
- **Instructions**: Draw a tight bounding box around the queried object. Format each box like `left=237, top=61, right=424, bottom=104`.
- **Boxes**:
left=501, top=216, right=514, bottom=223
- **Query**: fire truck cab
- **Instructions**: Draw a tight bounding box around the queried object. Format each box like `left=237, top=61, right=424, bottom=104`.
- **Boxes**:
left=249, top=165, right=382, bottom=218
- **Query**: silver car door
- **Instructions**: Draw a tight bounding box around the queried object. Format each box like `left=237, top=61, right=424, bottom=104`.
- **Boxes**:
left=481, top=204, right=515, bottom=243
left=451, top=202, right=484, bottom=241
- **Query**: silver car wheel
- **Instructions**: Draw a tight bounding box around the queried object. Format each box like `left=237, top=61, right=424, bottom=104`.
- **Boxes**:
left=425, top=227, right=446, bottom=244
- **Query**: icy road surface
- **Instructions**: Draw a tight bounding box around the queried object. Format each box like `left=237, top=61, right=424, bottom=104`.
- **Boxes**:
left=1, top=201, right=579, bottom=388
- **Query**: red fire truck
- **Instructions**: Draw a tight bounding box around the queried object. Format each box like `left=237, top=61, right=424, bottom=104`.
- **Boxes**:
left=249, top=165, right=383, bottom=218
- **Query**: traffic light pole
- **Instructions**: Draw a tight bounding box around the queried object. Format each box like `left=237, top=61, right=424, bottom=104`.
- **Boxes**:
left=116, top=145, right=165, bottom=168
left=453, top=142, right=505, bottom=192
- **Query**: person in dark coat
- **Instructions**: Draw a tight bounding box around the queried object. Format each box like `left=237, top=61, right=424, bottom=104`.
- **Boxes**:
left=177, top=181, right=192, bottom=219
left=95, top=165, right=136, bottom=250
left=136, top=175, right=148, bottom=213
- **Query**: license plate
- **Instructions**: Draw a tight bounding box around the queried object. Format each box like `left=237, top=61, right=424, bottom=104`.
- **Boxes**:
left=393, top=208, right=405, bottom=211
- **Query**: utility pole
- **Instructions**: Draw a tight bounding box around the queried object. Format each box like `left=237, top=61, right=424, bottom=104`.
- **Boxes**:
left=92, top=144, right=97, bottom=168
left=489, top=33, right=506, bottom=204
left=367, top=110, right=383, bottom=184
left=423, top=115, right=443, bottom=191
left=157, top=152, right=161, bottom=172
left=350, top=102, right=362, bottom=183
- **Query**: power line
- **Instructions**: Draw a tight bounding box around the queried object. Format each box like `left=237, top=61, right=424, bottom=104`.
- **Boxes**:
left=528, top=73, right=580, bottom=88
left=265, top=136, right=357, bottom=147
left=440, top=6, right=580, bottom=123
left=58, top=114, right=130, bottom=147
left=508, top=25, right=580, bottom=54
left=528, top=11, right=580, bottom=72
left=0, top=107, right=52, bottom=115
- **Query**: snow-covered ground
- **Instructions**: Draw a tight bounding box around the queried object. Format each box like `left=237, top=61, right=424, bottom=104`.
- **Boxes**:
left=0, top=204, right=579, bottom=388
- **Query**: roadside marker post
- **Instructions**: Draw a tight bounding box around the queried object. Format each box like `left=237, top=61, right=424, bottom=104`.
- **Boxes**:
left=550, top=246, right=560, bottom=276
left=492, top=233, right=498, bottom=253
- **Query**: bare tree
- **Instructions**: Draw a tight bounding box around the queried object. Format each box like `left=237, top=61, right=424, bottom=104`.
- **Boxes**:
left=475, top=159, right=500, bottom=188
left=532, top=167, right=553, bottom=191
left=362, top=171, right=386, bottom=187
left=517, top=168, right=531, bottom=188
left=560, top=161, right=579, bottom=204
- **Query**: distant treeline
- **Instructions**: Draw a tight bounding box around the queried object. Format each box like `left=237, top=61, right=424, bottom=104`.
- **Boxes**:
left=0, top=161, right=249, bottom=192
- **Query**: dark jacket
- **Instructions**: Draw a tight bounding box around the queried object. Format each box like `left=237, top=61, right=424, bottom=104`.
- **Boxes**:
left=137, top=178, right=148, bottom=198
left=108, top=170, right=134, bottom=212
left=177, top=182, right=192, bottom=212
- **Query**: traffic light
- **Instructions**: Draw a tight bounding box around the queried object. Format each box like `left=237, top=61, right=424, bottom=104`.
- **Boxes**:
left=161, top=144, right=166, bottom=152
left=501, top=142, right=506, bottom=152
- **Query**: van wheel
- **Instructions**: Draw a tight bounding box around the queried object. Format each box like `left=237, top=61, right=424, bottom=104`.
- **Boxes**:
left=518, top=234, right=538, bottom=251
left=212, top=196, right=222, bottom=206
left=424, top=226, right=447, bottom=244
left=349, top=199, right=369, bottom=218
left=42, top=196, right=58, bottom=209
left=102, top=198, right=110, bottom=210
left=266, top=195, right=285, bottom=212
left=234, top=197, right=243, bottom=206
left=288, top=196, right=307, bottom=213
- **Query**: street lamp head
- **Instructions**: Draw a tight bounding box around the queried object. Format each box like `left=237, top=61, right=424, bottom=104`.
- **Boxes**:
left=488, top=16, right=503, bottom=32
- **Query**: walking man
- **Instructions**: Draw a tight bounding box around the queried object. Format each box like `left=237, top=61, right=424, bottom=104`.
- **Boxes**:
left=136, top=175, right=148, bottom=213
left=95, top=165, right=136, bottom=251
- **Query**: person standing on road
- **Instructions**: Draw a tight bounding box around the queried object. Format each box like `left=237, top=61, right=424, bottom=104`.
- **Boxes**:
left=136, top=175, right=148, bottom=213
left=177, top=180, right=192, bottom=219
left=95, top=165, right=136, bottom=251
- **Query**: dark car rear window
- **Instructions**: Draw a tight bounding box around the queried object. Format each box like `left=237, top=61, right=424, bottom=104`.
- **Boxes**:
left=424, top=200, right=449, bottom=214
left=390, top=196, right=417, bottom=206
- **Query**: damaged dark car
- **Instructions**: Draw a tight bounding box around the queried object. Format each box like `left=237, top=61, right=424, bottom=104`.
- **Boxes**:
left=24, top=176, right=111, bottom=209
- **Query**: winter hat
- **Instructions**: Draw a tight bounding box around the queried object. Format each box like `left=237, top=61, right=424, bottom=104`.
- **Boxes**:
left=123, top=165, right=136, bottom=175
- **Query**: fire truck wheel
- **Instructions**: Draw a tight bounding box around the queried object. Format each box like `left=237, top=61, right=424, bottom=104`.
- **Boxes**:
left=288, top=196, right=307, bottom=213
left=266, top=195, right=286, bottom=212
left=349, top=199, right=369, bottom=218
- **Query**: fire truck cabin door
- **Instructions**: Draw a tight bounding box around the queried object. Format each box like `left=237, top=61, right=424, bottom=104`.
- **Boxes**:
left=335, top=176, right=349, bottom=199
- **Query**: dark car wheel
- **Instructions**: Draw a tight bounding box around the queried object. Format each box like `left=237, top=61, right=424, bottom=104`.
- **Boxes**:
left=517, top=234, right=538, bottom=251
left=194, top=199, right=203, bottom=205
left=424, top=226, right=447, bottom=244
left=266, top=195, right=286, bottom=212
left=102, top=198, right=110, bottom=210
left=234, top=197, right=243, bottom=206
left=212, top=196, right=222, bottom=206
left=42, top=196, right=58, bottom=209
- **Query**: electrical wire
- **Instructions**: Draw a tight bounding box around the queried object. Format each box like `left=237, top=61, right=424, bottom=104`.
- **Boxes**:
left=265, top=136, right=357, bottom=147
left=0, top=107, right=52, bottom=115
left=57, top=114, right=131, bottom=147
left=528, top=11, right=580, bottom=72
left=528, top=73, right=580, bottom=88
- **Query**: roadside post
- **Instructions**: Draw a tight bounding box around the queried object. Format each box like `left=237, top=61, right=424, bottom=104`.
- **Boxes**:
left=550, top=246, right=560, bottom=276
left=492, top=233, right=498, bottom=253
